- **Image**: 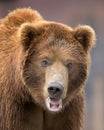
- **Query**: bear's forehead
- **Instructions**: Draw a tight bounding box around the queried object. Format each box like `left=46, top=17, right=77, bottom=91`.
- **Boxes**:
left=38, top=22, right=79, bottom=48
left=34, top=23, right=87, bottom=63
left=36, top=37, right=86, bottom=63
left=38, top=21, right=73, bottom=39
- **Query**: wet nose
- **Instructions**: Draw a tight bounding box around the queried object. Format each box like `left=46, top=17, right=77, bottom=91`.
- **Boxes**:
left=48, top=82, right=64, bottom=98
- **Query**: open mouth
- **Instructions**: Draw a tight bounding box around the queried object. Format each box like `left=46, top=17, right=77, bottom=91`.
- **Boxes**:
left=46, top=97, right=62, bottom=112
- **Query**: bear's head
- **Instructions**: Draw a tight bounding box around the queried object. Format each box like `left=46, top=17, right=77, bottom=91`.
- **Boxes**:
left=19, top=21, right=95, bottom=112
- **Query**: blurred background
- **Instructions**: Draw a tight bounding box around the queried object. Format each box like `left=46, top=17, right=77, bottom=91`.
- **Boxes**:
left=0, top=0, right=103, bottom=130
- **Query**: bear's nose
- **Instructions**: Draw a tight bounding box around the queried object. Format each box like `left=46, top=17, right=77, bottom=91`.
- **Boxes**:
left=48, top=82, right=64, bottom=98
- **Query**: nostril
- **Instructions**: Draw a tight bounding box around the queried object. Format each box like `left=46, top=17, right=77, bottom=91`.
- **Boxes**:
left=48, top=82, right=64, bottom=98
left=48, top=87, right=53, bottom=91
left=48, top=86, right=56, bottom=94
left=56, top=88, right=60, bottom=93
left=48, top=86, right=54, bottom=91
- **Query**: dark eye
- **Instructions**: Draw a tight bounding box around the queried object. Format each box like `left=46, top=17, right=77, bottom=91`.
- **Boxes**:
left=66, top=62, right=73, bottom=69
left=41, top=59, right=49, bottom=67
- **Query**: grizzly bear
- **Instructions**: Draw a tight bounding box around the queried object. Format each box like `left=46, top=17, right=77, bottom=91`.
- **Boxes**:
left=0, top=8, right=95, bottom=130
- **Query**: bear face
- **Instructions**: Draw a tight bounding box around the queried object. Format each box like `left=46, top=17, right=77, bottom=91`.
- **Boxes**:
left=19, top=22, right=95, bottom=112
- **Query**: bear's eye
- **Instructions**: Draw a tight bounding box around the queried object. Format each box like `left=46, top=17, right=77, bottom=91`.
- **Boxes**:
left=66, top=61, right=73, bottom=69
left=41, top=59, right=49, bottom=67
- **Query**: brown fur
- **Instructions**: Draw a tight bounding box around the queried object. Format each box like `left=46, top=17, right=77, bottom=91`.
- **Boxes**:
left=0, top=8, right=95, bottom=130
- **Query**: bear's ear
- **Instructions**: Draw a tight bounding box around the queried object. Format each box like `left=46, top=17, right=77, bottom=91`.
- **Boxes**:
left=18, top=23, right=45, bottom=50
left=73, top=25, right=96, bottom=52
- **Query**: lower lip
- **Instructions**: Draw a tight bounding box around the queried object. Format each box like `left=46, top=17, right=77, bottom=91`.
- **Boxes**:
left=46, top=97, right=62, bottom=112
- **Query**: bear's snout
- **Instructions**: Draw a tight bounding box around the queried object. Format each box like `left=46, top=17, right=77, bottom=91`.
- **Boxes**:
left=48, top=82, right=64, bottom=99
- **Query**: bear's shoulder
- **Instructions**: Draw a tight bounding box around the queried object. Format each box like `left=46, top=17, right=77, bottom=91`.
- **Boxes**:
left=0, top=8, right=43, bottom=28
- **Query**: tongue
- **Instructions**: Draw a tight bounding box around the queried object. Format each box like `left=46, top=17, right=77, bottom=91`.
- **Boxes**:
left=50, top=103, right=59, bottom=109
left=50, top=99, right=60, bottom=109
left=46, top=97, right=62, bottom=111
